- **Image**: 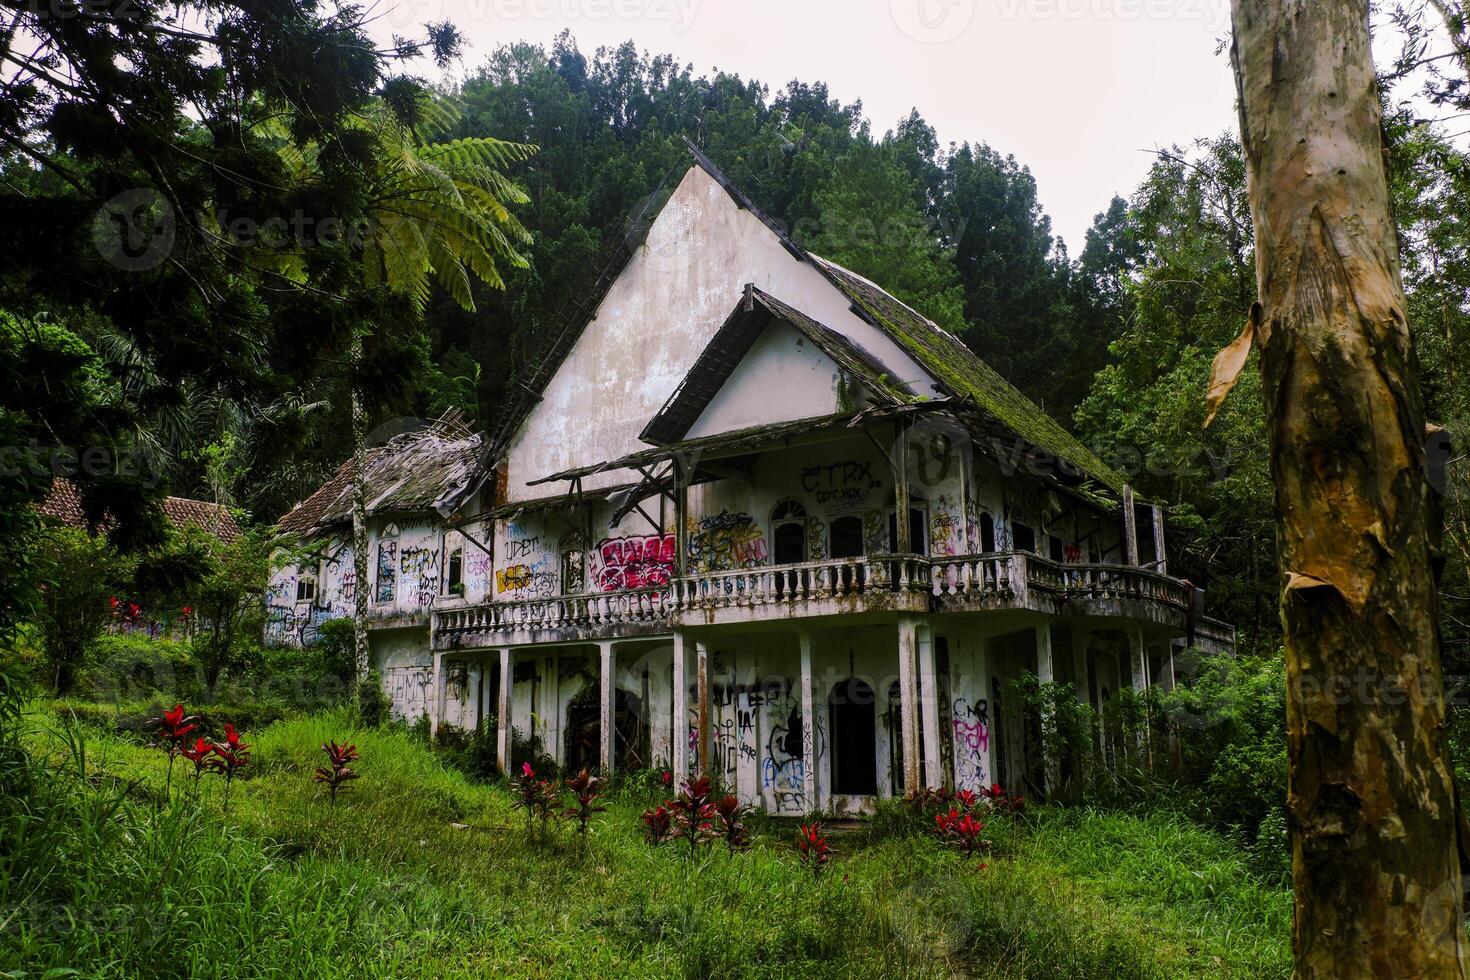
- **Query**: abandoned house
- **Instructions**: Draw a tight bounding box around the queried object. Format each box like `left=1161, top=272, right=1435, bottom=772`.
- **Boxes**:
left=267, top=145, right=1235, bottom=814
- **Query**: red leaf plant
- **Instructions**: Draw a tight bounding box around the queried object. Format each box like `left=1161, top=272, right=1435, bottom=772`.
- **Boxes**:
left=640, top=804, right=673, bottom=845
left=983, top=784, right=1026, bottom=816
left=512, top=762, right=560, bottom=841
left=564, top=768, right=607, bottom=836
left=713, top=795, right=750, bottom=854
left=954, top=789, right=980, bottom=811
left=934, top=808, right=991, bottom=859
left=314, top=741, right=361, bottom=806
left=209, top=723, right=250, bottom=813
left=146, top=703, right=198, bottom=792
left=181, top=736, right=213, bottom=788
left=796, top=822, right=832, bottom=878
left=669, top=776, right=718, bottom=855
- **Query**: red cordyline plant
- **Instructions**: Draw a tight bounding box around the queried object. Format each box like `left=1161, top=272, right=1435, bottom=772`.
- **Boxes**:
left=640, top=804, right=673, bottom=844
left=181, top=736, right=213, bottom=788
left=934, top=808, right=991, bottom=859
left=564, top=768, right=607, bottom=836
left=796, top=822, right=832, bottom=877
left=209, top=723, right=250, bottom=813
left=315, top=741, right=361, bottom=807
left=512, top=762, right=560, bottom=840
left=146, top=703, right=198, bottom=792
left=713, top=795, right=750, bottom=854
left=669, top=775, right=718, bottom=855
left=983, top=784, right=1026, bottom=816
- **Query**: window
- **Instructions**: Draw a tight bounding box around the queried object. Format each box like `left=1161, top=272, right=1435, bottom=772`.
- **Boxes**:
left=374, top=537, right=397, bottom=603
left=888, top=506, right=928, bottom=555
left=770, top=499, right=808, bottom=565
left=1048, top=535, right=1064, bottom=563
left=296, top=577, right=316, bottom=602
left=979, top=513, right=996, bottom=553
left=1012, top=523, right=1036, bottom=554
left=560, top=532, right=585, bottom=594
left=446, top=547, right=463, bottom=594
left=830, top=515, right=864, bottom=559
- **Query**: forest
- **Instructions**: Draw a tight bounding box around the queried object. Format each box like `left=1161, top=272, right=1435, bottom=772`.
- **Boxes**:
left=3, top=0, right=1470, bottom=976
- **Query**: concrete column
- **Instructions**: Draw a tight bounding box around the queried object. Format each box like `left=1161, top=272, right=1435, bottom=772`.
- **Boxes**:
left=1122, top=486, right=1139, bottom=567
left=695, top=640, right=711, bottom=779
left=1129, top=627, right=1147, bottom=694
left=1035, top=624, right=1054, bottom=684
left=431, top=650, right=446, bottom=736
left=599, top=640, right=615, bottom=776
left=798, top=629, right=817, bottom=812
left=917, top=623, right=943, bottom=790
left=1152, top=505, right=1168, bottom=575
left=897, top=616, right=921, bottom=795
left=974, top=636, right=995, bottom=789
left=672, top=632, right=688, bottom=779
left=496, top=648, right=511, bottom=773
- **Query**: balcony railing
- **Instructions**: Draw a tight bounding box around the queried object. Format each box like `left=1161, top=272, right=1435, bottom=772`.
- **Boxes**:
left=433, top=551, right=1206, bottom=641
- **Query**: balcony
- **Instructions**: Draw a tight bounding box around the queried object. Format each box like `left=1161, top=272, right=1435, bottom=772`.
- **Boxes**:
left=432, top=551, right=1220, bottom=650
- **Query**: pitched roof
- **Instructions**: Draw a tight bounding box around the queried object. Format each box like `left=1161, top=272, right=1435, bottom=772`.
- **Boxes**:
left=276, top=421, right=484, bottom=538
left=810, top=257, right=1127, bottom=494
left=490, top=140, right=1125, bottom=499
left=38, top=478, right=243, bottom=543
left=640, top=284, right=910, bottom=445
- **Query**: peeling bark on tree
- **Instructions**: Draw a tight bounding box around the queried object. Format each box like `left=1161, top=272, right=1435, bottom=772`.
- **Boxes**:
left=350, top=334, right=370, bottom=684
left=1228, top=2, right=1466, bottom=975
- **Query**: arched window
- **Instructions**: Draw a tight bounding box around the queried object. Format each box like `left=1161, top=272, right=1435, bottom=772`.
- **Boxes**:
left=560, top=532, right=586, bottom=594
left=770, top=498, right=808, bottom=565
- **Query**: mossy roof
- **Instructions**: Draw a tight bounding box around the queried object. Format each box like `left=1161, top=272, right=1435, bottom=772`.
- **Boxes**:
left=810, top=256, right=1127, bottom=496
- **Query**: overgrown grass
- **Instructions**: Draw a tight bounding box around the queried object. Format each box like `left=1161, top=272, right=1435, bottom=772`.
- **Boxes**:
left=3, top=705, right=1292, bottom=978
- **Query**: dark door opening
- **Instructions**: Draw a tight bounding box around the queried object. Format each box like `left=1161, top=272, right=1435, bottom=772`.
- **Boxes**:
left=830, top=678, right=878, bottom=795
left=888, top=507, right=928, bottom=555
left=830, top=515, right=864, bottom=559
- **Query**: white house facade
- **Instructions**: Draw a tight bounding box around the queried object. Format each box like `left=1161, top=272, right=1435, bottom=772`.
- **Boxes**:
left=268, top=146, right=1234, bottom=816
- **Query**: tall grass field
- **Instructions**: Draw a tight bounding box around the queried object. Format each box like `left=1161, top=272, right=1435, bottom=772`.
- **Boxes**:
left=1, top=705, right=1292, bottom=978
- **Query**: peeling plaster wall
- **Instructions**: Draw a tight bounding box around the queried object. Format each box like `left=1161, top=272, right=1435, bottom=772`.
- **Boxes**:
left=685, top=321, right=850, bottom=439
left=504, top=165, right=936, bottom=501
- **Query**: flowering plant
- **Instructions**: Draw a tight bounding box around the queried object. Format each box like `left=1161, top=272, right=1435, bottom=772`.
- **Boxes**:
left=713, top=795, right=750, bottom=853
left=640, top=804, right=673, bottom=844
left=669, top=775, right=718, bottom=854
left=209, top=723, right=250, bottom=812
left=146, top=703, right=198, bottom=791
left=564, top=768, right=607, bottom=836
left=796, top=822, right=832, bottom=877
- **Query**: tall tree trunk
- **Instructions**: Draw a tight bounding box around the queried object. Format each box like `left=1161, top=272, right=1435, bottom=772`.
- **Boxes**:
left=350, top=334, right=370, bottom=685
left=1228, top=2, right=1466, bottom=975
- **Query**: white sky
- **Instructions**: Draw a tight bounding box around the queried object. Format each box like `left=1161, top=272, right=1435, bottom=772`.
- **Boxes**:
left=364, top=1, right=1242, bottom=249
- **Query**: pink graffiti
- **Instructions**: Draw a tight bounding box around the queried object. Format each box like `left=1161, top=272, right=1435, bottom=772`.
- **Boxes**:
left=953, top=719, right=989, bottom=754
left=596, top=533, right=676, bottom=591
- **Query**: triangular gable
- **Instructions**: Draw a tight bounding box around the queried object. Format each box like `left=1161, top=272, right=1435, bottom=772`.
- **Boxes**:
left=641, top=285, right=909, bottom=445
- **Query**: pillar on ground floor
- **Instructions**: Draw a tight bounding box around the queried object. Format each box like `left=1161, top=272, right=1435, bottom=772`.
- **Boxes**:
left=1034, top=623, right=1057, bottom=792
left=496, top=648, right=511, bottom=772
left=917, top=623, right=943, bottom=791
left=798, top=629, right=817, bottom=812
left=599, top=640, right=615, bottom=776
left=897, top=617, right=921, bottom=796
left=695, top=640, right=711, bottom=780
left=431, top=650, right=447, bottom=736
left=1129, top=627, right=1148, bottom=694
left=672, top=632, right=688, bottom=779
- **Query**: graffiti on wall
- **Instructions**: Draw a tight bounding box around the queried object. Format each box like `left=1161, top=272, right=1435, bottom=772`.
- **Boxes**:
left=951, top=696, right=991, bottom=791
left=801, top=460, right=883, bottom=512
left=375, top=540, right=397, bottom=603
left=596, top=533, right=676, bottom=591
left=686, top=511, right=767, bottom=573
left=399, top=546, right=440, bottom=607
left=862, top=509, right=886, bottom=554
left=498, top=524, right=555, bottom=597
left=385, top=665, right=433, bottom=721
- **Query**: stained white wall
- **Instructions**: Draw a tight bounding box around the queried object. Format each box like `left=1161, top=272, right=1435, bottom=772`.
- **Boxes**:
left=685, top=321, right=852, bottom=439
left=504, top=165, right=937, bottom=501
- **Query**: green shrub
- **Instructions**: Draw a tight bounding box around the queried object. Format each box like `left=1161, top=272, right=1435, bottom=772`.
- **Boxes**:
left=356, top=670, right=391, bottom=728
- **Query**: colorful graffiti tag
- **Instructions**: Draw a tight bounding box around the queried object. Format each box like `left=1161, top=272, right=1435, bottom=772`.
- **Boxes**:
left=595, top=533, right=676, bottom=591
left=687, top=511, right=767, bottom=573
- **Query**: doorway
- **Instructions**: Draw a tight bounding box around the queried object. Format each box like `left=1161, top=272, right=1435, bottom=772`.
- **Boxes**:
left=830, top=677, right=878, bottom=795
